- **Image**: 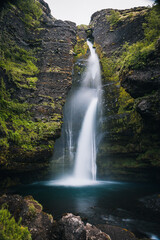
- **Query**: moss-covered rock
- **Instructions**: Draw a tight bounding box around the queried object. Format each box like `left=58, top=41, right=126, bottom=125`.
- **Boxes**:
left=0, top=0, right=77, bottom=183
left=90, top=6, right=160, bottom=181
left=0, top=206, right=31, bottom=240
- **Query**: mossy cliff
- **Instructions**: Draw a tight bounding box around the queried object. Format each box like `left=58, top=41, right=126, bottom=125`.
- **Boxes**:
left=89, top=6, right=160, bottom=181
left=0, top=0, right=77, bottom=182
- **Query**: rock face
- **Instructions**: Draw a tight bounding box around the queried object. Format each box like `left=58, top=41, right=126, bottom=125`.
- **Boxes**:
left=91, top=8, right=146, bottom=56
left=0, top=0, right=77, bottom=184
left=90, top=7, right=160, bottom=181
left=59, top=213, right=86, bottom=240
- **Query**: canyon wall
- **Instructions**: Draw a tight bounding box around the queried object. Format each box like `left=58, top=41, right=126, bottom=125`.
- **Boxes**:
left=0, top=0, right=77, bottom=184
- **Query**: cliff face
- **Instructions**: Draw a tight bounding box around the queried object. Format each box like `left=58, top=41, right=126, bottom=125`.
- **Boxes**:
left=0, top=0, right=77, bottom=181
left=90, top=6, right=160, bottom=181
left=0, top=1, right=159, bottom=183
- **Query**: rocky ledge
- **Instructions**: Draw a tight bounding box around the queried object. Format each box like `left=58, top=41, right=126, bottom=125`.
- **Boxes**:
left=0, top=194, right=144, bottom=240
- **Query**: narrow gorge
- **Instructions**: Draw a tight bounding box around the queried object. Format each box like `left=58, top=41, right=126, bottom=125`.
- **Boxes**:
left=0, top=0, right=160, bottom=239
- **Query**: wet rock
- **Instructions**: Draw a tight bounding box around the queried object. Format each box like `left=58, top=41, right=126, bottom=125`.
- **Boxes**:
left=97, top=224, right=137, bottom=240
left=59, top=213, right=86, bottom=240
left=121, top=69, right=160, bottom=98
left=85, top=223, right=111, bottom=240
left=140, top=194, right=160, bottom=214
left=136, top=93, right=160, bottom=121
left=0, top=194, right=54, bottom=240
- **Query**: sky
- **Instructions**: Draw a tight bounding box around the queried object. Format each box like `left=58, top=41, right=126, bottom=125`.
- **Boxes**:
left=44, top=0, right=154, bottom=25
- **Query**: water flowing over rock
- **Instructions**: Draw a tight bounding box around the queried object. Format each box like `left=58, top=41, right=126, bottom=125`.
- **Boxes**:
left=50, top=40, right=102, bottom=185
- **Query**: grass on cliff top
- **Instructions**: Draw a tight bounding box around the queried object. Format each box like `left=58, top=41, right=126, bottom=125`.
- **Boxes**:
left=106, top=8, right=148, bottom=30
left=11, top=0, right=43, bottom=28
left=0, top=206, right=32, bottom=240
left=98, top=6, right=160, bottom=81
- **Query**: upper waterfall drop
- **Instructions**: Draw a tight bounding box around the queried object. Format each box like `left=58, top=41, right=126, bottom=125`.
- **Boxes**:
left=82, top=40, right=101, bottom=90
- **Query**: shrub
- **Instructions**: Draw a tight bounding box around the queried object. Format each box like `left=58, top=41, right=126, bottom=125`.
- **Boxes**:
left=106, top=10, right=121, bottom=27
left=143, top=6, right=160, bottom=42
left=0, top=206, right=32, bottom=240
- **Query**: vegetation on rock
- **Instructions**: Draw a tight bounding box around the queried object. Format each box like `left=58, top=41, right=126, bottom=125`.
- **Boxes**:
left=90, top=5, right=160, bottom=178
left=119, top=6, right=160, bottom=70
left=0, top=0, right=76, bottom=178
left=0, top=206, right=32, bottom=240
left=74, top=36, right=89, bottom=60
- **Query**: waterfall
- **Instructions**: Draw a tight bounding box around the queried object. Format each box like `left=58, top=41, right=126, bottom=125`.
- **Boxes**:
left=73, top=40, right=102, bottom=182
left=51, top=40, right=102, bottom=185
left=74, top=97, right=98, bottom=180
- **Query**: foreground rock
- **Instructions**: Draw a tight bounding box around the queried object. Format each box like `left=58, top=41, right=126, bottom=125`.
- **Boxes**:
left=0, top=194, right=139, bottom=240
left=59, top=214, right=111, bottom=240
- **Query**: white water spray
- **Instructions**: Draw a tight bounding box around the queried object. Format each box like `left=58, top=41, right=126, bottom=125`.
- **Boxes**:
left=73, top=40, right=102, bottom=182
left=74, top=97, right=98, bottom=180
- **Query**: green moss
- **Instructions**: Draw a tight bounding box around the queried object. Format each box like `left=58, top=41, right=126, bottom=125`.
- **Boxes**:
left=106, top=10, right=121, bottom=29
left=77, top=24, right=89, bottom=30
left=143, top=6, right=160, bottom=42
left=26, top=77, right=38, bottom=89
left=74, top=36, right=89, bottom=60
left=94, top=43, right=143, bottom=159
left=28, top=203, right=36, bottom=217
left=16, top=0, right=43, bottom=27
left=0, top=37, right=39, bottom=89
left=0, top=206, right=32, bottom=240
left=137, top=148, right=160, bottom=166
left=0, top=138, right=9, bottom=148
left=0, top=82, right=61, bottom=152
left=0, top=0, right=42, bottom=90
left=118, top=6, right=160, bottom=71
left=48, top=66, right=62, bottom=73
left=94, top=43, right=118, bottom=81
left=118, top=86, right=134, bottom=113
left=0, top=0, right=64, bottom=164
